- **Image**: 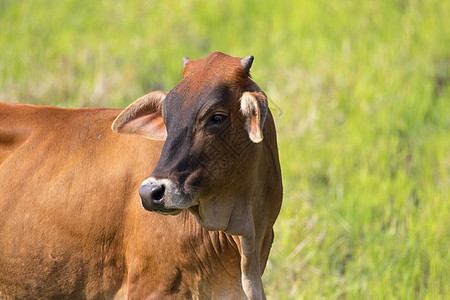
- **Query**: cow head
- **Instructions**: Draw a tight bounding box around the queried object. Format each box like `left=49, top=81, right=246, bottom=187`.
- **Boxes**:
left=112, top=52, right=280, bottom=299
left=113, top=52, right=268, bottom=231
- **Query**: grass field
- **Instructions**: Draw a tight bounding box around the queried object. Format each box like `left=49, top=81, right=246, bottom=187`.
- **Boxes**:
left=1, top=0, right=449, bottom=298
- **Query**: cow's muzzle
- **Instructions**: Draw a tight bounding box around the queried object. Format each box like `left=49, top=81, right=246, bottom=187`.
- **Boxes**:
left=139, top=178, right=184, bottom=215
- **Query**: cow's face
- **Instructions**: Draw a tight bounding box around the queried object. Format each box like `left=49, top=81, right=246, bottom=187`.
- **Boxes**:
left=112, top=52, right=268, bottom=231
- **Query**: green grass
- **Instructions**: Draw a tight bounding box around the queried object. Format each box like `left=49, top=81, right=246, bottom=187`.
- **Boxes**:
left=1, top=0, right=449, bottom=298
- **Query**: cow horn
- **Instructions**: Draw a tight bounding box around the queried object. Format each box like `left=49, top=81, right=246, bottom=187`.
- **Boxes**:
left=182, top=56, right=190, bottom=69
left=241, top=55, right=254, bottom=73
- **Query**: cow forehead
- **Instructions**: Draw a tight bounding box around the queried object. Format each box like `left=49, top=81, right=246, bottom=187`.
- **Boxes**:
left=162, top=52, right=250, bottom=124
left=178, top=52, right=249, bottom=100
left=182, top=52, right=247, bottom=83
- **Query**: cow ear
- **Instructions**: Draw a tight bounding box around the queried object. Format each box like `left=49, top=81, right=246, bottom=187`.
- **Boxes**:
left=112, top=91, right=167, bottom=140
left=240, top=91, right=268, bottom=143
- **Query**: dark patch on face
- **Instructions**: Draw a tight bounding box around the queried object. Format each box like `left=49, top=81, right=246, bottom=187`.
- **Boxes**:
left=194, top=114, right=253, bottom=184
left=152, top=84, right=235, bottom=187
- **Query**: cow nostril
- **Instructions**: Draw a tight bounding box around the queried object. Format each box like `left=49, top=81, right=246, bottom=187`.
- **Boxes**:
left=140, top=184, right=166, bottom=208
left=151, top=185, right=165, bottom=202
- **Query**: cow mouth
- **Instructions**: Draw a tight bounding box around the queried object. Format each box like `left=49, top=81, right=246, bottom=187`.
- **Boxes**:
left=152, top=208, right=183, bottom=215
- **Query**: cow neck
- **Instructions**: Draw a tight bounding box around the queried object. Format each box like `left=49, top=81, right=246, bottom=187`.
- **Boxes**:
left=180, top=210, right=242, bottom=279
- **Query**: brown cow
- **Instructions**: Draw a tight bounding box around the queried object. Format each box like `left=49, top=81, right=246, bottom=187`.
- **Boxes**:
left=0, top=52, right=282, bottom=299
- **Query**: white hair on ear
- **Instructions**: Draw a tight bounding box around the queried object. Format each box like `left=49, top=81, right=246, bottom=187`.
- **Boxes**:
left=240, top=92, right=257, bottom=116
left=239, top=92, right=264, bottom=143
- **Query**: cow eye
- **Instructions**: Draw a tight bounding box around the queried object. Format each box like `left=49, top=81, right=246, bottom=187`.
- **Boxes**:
left=208, top=114, right=227, bottom=125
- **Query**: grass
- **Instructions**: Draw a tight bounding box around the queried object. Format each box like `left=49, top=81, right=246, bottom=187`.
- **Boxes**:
left=1, top=0, right=449, bottom=298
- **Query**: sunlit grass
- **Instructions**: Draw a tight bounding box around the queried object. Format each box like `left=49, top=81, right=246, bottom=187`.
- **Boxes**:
left=1, top=0, right=448, bottom=298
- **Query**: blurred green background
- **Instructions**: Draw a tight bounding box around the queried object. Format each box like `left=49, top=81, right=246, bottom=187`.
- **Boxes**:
left=1, top=0, right=449, bottom=298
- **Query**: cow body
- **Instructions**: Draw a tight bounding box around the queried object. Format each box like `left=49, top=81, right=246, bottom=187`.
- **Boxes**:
left=0, top=52, right=282, bottom=299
